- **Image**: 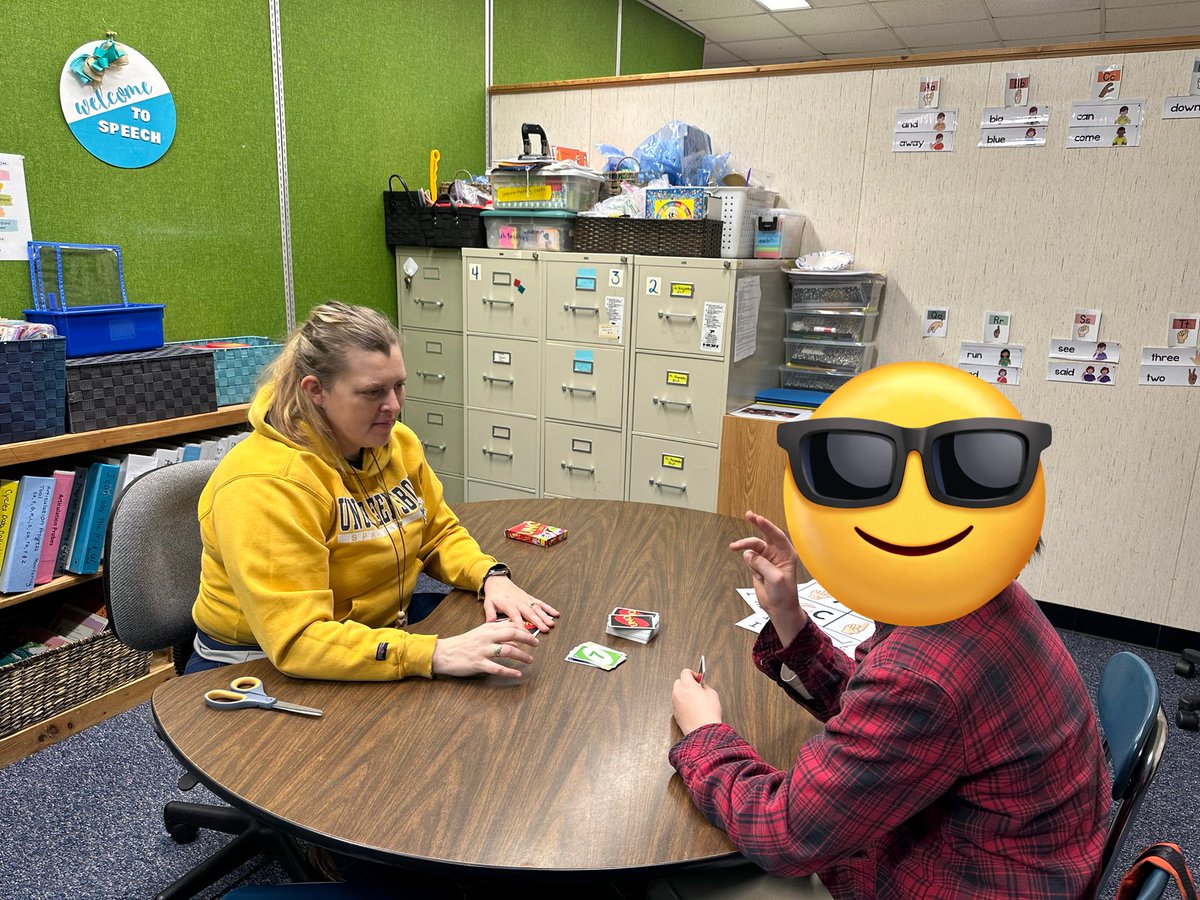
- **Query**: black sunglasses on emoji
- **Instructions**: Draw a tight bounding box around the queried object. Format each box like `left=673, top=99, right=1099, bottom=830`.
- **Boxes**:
left=776, top=417, right=1052, bottom=510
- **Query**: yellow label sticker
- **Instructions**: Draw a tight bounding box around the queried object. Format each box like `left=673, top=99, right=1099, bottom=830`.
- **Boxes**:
left=666, top=371, right=689, bottom=386
left=661, top=455, right=684, bottom=470
left=496, top=185, right=551, bottom=202
left=670, top=282, right=695, bottom=298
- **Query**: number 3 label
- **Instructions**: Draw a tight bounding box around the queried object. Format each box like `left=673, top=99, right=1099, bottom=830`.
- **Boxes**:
left=609, top=268, right=623, bottom=287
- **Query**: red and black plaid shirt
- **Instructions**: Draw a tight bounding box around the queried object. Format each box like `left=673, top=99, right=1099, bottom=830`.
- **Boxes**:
left=669, top=582, right=1111, bottom=899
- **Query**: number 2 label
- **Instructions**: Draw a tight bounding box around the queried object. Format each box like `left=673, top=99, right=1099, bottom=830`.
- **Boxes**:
left=646, top=276, right=661, bottom=295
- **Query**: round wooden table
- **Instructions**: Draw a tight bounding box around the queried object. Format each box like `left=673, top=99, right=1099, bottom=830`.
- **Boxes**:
left=153, top=499, right=821, bottom=879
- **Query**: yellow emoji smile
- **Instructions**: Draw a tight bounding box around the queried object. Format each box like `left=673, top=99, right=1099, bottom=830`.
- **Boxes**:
left=854, top=525, right=974, bottom=556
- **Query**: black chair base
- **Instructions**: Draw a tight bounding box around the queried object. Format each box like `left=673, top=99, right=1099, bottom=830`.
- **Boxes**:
left=155, top=800, right=319, bottom=899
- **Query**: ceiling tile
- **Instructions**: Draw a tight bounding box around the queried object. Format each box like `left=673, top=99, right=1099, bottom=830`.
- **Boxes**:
left=1105, top=24, right=1200, bottom=35
left=910, top=40, right=1005, bottom=51
left=1001, top=33, right=1102, bottom=45
left=692, top=13, right=794, bottom=42
left=719, top=35, right=822, bottom=59
left=772, top=4, right=887, bottom=34
left=823, top=47, right=913, bottom=57
left=894, top=19, right=999, bottom=45
left=703, top=43, right=747, bottom=66
left=647, top=0, right=766, bottom=20
left=1107, top=1, right=1200, bottom=29
left=803, top=27, right=908, bottom=51
left=985, top=0, right=1099, bottom=14
left=805, top=0, right=873, bottom=6
left=993, top=9, right=1104, bottom=39
left=873, top=0, right=989, bottom=28
left=1107, top=0, right=1200, bottom=6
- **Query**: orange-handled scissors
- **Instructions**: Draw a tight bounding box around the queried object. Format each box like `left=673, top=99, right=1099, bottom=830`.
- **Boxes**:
left=204, top=676, right=323, bottom=717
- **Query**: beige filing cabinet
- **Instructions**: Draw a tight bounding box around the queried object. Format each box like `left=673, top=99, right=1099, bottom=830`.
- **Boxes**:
left=395, top=248, right=465, bottom=505
left=627, top=258, right=788, bottom=511
left=461, top=249, right=634, bottom=502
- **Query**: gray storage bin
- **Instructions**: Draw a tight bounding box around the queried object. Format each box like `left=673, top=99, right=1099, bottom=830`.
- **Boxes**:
left=788, top=274, right=885, bottom=309
left=785, top=338, right=876, bottom=372
left=785, top=308, right=879, bottom=342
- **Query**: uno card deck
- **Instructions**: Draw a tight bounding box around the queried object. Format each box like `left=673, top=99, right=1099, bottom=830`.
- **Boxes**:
left=605, top=607, right=661, bottom=644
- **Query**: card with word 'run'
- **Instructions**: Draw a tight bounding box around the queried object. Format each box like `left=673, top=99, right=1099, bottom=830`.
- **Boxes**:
left=565, top=641, right=627, bottom=671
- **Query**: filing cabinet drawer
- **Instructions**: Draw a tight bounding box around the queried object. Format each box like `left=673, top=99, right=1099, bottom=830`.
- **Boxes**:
left=402, top=399, right=464, bottom=476
left=466, top=335, right=540, bottom=416
left=543, top=254, right=630, bottom=345
left=632, top=353, right=727, bottom=444
left=464, top=254, right=541, bottom=338
left=466, top=410, right=539, bottom=491
left=633, top=264, right=733, bottom=356
left=542, top=421, right=625, bottom=500
left=396, top=248, right=463, bottom=331
left=438, top=474, right=464, bottom=507
left=467, top=480, right=536, bottom=502
left=627, top=435, right=718, bottom=511
left=542, top=342, right=625, bottom=428
left=403, top=331, right=464, bottom=405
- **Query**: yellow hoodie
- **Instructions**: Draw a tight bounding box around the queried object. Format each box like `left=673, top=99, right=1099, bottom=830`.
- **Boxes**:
left=192, top=383, right=498, bottom=680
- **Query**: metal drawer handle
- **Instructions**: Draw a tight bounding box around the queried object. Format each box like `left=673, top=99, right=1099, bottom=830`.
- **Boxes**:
left=416, top=370, right=446, bottom=380
left=563, top=304, right=599, bottom=315
left=482, top=375, right=514, bottom=386
left=561, top=385, right=597, bottom=396
left=422, top=441, right=447, bottom=452
left=413, top=298, right=445, bottom=307
left=561, top=462, right=596, bottom=475
left=482, top=448, right=514, bottom=460
left=653, top=397, right=692, bottom=410
left=657, top=311, right=696, bottom=322
left=648, top=478, right=687, bottom=492
left=482, top=297, right=515, bottom=307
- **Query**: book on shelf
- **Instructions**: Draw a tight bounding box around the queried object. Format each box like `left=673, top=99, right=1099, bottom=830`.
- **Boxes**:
left=119, top=451, right=160, bottom=493
left=0, top=475, right=56, bottom=593
left=66, top=462, right=121, bottom=576
left=181, top=443, right=202, bottom=462
left=33, top=470, right=76, bottom=586
left=754, top=387, right=832, bottom=409
left=0, top=478, right=18, bottom=572
left=53, top=465, right=90, bottom=578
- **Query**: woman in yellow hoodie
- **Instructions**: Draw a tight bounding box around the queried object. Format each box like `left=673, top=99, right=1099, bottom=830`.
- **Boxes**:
left=189, top=302, right=557, bottom=679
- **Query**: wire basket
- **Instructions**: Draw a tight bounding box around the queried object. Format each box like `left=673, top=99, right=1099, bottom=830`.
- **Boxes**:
left=573, top=217, right=723, bottom=257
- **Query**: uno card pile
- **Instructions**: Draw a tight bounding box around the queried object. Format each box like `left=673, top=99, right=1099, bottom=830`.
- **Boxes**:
left=565, top=641, right=626, bottom=670
left=505, top=520, right=568, bottom=547
left=605, top=607, right=661, bottom=644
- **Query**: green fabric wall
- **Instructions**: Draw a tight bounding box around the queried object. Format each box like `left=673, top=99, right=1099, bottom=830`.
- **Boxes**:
left=493, top=0, right=618, bottom=84
left=621, top=2, right=705, bottom=75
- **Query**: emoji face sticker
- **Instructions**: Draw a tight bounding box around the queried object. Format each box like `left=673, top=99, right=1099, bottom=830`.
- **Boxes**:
left=778, top=362, right=1049, bottom=626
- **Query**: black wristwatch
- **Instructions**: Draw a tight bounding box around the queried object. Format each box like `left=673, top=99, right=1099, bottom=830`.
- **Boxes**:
left=478, top=563, right=512, bottom=600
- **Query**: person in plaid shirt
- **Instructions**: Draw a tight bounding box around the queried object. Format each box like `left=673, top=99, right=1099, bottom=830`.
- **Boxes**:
left=665, top=364, right=1111, bottom=899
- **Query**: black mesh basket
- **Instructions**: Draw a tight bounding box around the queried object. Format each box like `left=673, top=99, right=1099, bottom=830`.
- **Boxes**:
left=573, top=217, right=723, bottom=257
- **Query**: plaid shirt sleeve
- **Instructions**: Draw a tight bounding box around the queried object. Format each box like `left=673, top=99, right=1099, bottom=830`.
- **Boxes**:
left=668, top=655, right=965, bottom=878
left=752, top=618, right=861, bottom=722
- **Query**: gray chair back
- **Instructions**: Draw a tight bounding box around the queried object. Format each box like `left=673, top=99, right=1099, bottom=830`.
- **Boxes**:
left=103, top=460, right=218, bottom=661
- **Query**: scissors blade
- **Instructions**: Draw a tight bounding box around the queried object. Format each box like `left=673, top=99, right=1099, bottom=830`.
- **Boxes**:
left=271, top=700, right=323, bottom=717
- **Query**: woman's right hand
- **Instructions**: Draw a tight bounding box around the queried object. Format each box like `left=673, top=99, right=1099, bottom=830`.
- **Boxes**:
left=431, top=621, right=539, bottom=679
left=729, top=510, right=809, bottom=646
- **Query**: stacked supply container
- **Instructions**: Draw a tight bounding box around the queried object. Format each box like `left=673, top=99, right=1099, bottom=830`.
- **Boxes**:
left=780, top=271, right=885, bottom=393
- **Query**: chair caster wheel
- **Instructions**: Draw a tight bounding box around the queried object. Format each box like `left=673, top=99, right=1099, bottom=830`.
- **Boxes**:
left=167, top=822, right=200, bottom=843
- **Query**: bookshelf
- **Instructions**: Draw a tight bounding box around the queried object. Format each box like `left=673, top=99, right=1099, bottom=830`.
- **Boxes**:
left=0, top=403, right=250, bottom=765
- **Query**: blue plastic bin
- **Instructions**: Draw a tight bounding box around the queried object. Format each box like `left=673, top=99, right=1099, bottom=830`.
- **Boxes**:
left=24, top=242, right=164, bottom=358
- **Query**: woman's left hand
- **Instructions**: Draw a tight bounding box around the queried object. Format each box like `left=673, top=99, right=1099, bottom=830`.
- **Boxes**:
left=483, top=576, right=560, bottom=633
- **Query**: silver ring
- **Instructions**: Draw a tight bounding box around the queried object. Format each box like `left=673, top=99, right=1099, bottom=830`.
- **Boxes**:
left=493, top=643, right=502, bottom=659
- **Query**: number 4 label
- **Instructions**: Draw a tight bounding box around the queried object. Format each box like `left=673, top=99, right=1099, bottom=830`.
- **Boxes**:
left=646, top=276, right=661, bottom=295
left=469, top=263, right=481, bottom=281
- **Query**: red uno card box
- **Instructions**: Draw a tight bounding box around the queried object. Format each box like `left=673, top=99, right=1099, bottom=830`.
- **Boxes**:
left=505, top=520, right=568, bottom=547
left=0, top=337, right=67, bottom=444
left=65, top=346, right=218, bottom=433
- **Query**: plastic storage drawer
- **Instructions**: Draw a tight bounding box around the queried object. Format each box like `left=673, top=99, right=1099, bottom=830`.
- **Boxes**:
left=482, top=210, right=575, bottom=251
left=490, top=170, right=602, bottom=212
left=784, top=337, right=876, bottom=372
left=785, top=308, right=879, bottom=342
left=780, top=365, right=858, bottom=393
left=788, top=275, right=885, bottom=309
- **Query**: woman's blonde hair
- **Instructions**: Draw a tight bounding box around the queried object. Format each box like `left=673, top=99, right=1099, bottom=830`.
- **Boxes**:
left=262, top=301, right=401, bottom=464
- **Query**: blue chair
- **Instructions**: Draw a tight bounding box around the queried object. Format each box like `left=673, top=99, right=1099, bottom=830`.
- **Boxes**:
left=1095, top=651, right=1170, bottom=899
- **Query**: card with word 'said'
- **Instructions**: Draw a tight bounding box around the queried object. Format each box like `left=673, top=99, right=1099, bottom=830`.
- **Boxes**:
left=505, top=520, right=568, bottom=547
left=565, top=642, right=627, bottom=671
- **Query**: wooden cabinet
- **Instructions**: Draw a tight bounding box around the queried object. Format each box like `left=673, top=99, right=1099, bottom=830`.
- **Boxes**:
left=0, top=404, right=249, bottom=766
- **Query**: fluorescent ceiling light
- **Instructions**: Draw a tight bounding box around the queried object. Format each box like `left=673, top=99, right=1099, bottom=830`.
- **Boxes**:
left=755, top=0, right=812, bottom=9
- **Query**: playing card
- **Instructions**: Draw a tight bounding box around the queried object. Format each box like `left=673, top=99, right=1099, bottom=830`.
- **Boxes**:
left=608, top=608, right=659, bottom=630
left=494, top=614, right=541, bottom=634
left=565, top=641, right=627, bottom=670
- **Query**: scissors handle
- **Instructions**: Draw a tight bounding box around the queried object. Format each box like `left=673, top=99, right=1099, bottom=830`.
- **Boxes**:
left=203, top=675, right=323, bottom=716
left=204, top=688, right=271, bottom=711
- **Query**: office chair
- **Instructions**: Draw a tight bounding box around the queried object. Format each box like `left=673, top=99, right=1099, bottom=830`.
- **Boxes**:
left=1095, top=651, right=1171, bottom=900
left=104, top=461, right=319, bottom=899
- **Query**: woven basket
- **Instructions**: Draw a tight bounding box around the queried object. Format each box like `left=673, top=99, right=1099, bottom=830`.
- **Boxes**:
left=573, top=217, right=723, bottom=258
left=0, top=337, right=66, bottom=445
left=0, top=629, right=150, bottom=739
left=168, top=336, right=282, bottom=406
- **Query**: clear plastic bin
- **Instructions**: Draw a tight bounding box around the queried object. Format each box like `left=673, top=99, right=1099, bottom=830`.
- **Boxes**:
left=780, top=365, right=858, bottom=393
left=482, top=210, right=575, bottom=251
left=786, top=308, right=879, bottom=342
left=788, top=274, right=885, bottom=309
left=784, top=337, right=876, bottom=372
left=490, top=169, right=602, bottom=212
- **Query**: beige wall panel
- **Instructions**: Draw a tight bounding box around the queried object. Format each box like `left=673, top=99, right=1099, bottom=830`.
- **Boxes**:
left=587, top=84, right=679, bottom=162
left=759, top=72, right=873, bottom=257
left=491, top=91, right=593, bottom=159
left=672, top=79, right=771, bottom=189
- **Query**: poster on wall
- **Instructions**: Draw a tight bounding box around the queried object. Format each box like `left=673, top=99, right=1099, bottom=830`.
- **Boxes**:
left=0, top=153, right=33, bottom=262
left=59, top=40, right=176, bottom=168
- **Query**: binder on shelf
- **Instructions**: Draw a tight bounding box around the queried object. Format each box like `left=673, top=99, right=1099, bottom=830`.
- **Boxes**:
left=53, top=465, right=90, bottom=578
left=66, top=462, right=120, bottom=575
left=34, top=470, right=76, bottom=585
left=754, top=387, right=833, bottom=409
left=0, top=478, right=19, bottom=571
left=0, top=475, right=56, bottom=593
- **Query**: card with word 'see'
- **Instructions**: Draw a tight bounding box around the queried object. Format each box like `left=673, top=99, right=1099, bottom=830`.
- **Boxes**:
left=505, top=520, right=568, bottom=547
left=565, top=641, right=627, bottom=671
left=605, top=607, right=661, bottom=644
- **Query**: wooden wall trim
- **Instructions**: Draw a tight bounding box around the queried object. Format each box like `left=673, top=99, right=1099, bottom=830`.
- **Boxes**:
left=489, top=34, right=1200, bottom=94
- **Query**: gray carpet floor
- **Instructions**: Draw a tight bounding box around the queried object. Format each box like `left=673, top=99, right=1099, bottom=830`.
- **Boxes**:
left=1, top=625, right=1196, bottom=899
